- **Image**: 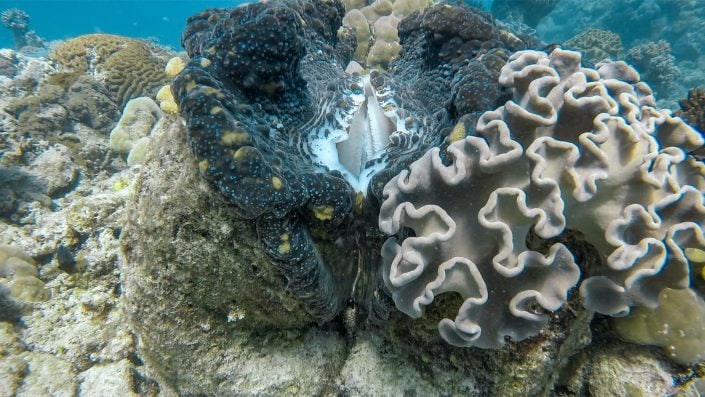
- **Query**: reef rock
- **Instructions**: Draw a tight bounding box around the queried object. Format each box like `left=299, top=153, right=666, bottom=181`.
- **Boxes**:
left=119, top=116, right=348, bottom=395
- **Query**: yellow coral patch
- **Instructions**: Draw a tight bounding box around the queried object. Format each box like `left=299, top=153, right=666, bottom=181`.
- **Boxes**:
left=165, top=56, right=185, bottom=77
left=198, top=160, right=209, bottom=173
left=313, top=206, right=334, bottom=221
left=210, top=106, right=223, bottom=115
left=272, top=176, right=283, bottom=190
left=449, top=121, right=466, bottom=143
left=220, top=130, right=251, bottom=146
left=156, top=85, right=173, bottom=101
left=156, top=85, right=179, bottom=113
left=160, top=100, right=178, bottom=114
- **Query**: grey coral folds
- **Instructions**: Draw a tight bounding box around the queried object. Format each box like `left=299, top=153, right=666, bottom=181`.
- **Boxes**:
left=379, top=48, right=705, bottom=348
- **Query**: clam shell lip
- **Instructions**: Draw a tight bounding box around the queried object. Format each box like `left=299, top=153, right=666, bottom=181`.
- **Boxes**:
left=306, top=72, right=422, bottom=193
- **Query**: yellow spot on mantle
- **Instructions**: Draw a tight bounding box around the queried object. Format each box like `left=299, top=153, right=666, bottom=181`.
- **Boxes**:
left=313, top=206, right=334, bottom=221
left=198, top=160, right=209, bottom=173
left=233, top=148, right=248, bottom=161
left=221, top=130, right=251, bottom=146
left=200, top=58, right=212, bottom=68
left=185, top=80, right=197, bottom=93
left=449, top=121, right=466, bottom=143
left=355, top=192, right=364, bottom=214
left=272, top=176, right=283, bottom=190
left=278, top=233, right=290, bottom=255
left=210, top=106, right=222, bottom=115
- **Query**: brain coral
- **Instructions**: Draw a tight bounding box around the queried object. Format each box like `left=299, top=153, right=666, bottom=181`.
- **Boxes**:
left=171, top=0, right=518, bottom=322
left=379, top=48, right=705, bottom=348
left=49, top=34, right=174, bottom=108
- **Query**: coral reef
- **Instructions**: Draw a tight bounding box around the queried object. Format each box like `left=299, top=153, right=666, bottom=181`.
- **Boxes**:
left=537, top=0, right=705, bottom=104
left=625, top=40, right=681, bottom=95
left=379, top=48, right=705, bottom=348
left=0, top=49, right=19, bottom=77
left=563, top=28, right=623, bottom=63
left=49, top=34, right=175, bottom=108
left=3, top=70, right=122, bottom=174
left=0, top=8, right=45, bottom=51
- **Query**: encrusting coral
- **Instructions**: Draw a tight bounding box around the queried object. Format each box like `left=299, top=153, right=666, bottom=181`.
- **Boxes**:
left=379, top=48, right=705, bottom=348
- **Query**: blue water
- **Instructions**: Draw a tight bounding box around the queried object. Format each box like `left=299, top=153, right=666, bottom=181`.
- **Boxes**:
left=0, top=1, right=250, bottom=51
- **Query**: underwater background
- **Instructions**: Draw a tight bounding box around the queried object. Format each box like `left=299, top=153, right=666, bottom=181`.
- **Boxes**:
left=1, top=0, right=705, bottom=396
left=0, top=1, right=247, bottom=49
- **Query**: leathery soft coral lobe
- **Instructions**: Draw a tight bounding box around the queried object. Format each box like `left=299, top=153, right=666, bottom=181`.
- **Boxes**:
left=379, top=48, right=705, bottom=349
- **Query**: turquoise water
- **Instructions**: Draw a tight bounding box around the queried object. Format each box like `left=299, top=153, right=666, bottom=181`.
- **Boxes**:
left=0, top=0, right=249, bottom=50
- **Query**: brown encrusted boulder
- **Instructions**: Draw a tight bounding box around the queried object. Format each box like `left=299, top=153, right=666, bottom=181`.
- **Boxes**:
left=119, top=116, right=347, bottom=395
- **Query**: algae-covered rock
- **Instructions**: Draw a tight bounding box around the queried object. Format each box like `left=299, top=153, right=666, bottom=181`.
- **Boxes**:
left=556, top=345, right=677, bottom=397
left=49, top=34, right=174, bottom=108
left=77, top=360, right=138, bottom=397
left=28, top=144, right=78, bottom=197
left=614, top=288, right=705, bottom=364
left=119, top=116, right=347, bottom=395
left=14, top=352, right=77, bottom=396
